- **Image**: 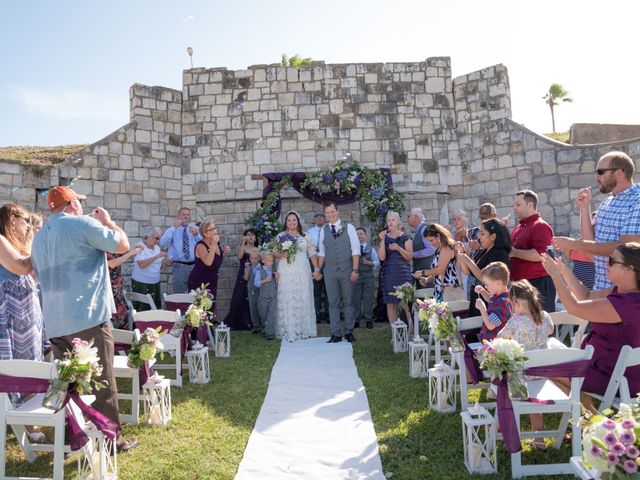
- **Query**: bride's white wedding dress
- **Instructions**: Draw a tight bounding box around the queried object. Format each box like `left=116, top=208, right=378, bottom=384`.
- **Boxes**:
left=275, top=232, right=317, bottom=342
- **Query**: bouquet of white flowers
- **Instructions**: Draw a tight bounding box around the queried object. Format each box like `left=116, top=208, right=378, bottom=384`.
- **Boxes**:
left=128, top=327, right=165, bottom=368
left=184, top=283, right=215, bottom=328
left=580, top=400, right=640, bottom=478
left=390, top=282, right=416, bottom=311
left=42, top=338, right=106, bottom=410
left=478, top=338, right=528, bottom=399
left=264, top=233, right=300, bottom=264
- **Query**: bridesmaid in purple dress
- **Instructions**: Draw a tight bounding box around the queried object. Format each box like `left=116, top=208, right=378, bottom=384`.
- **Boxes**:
left=188, top=219, right=231, bottom=318
left=223, top=228, right=258, bottom=330
left=542, top=242, right=640, bottom=413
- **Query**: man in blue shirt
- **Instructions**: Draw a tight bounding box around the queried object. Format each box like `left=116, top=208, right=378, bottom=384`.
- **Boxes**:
left=32, top=186, right=138, bottom=452
left=159, top=207, right=201, bottom=293
left=308, top=212, right=328, bottom=322
left=407, top=208, right=435, bottom=280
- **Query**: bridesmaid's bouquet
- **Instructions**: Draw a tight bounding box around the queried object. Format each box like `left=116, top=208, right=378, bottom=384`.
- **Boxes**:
left=266, top=233, right=300, bottom=264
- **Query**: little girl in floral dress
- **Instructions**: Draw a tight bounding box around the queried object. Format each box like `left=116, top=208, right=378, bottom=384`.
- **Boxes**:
left=498, top=279, right=554, bottom=450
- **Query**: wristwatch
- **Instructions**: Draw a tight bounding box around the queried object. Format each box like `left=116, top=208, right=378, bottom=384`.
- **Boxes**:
left=352, top=269, right=358, bottom=273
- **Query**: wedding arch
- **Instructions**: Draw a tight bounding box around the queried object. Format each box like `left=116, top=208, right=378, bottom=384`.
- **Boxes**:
left=245, top=160, right=405, bottom=242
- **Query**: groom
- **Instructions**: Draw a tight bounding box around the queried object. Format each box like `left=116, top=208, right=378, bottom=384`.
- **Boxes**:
left=314, top=202, right=361, bottom=343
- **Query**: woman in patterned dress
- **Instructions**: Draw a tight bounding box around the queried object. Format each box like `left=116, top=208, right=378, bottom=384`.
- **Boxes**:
left=415, top=223, right=462, bottom=301
left=0, top=203, right=44, bottom=363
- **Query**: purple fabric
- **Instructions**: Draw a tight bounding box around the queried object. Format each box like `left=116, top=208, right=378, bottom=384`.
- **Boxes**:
left=460, top=328, right=484, bottom=384
left=0, top=374, right=119, bottom=451
left=222, top=252, right=253, bottom=330
left=261, top=170, right=393, bottom=220
left=164, top=299, right=210, bottom=344
left=113, top=342, right=130, bottom=352
left=494, top=359, right=591, bottom=453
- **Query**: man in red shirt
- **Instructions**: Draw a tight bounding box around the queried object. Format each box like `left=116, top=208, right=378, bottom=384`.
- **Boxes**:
left=510, top=190, right=556, bottom=312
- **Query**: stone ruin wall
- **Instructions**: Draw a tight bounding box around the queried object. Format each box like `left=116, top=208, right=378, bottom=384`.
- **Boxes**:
left=1, top=57, right=639, bottom=317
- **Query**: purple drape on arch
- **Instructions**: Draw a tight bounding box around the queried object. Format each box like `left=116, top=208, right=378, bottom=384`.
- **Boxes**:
left=261, top=169, right=393, bottom=218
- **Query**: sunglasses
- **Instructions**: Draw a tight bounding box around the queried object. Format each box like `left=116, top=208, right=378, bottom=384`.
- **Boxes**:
left=608, top=256, right=627, bottom=267
left=15, top=215, right=31, bottom=223
left=596, top=167, right=619, bottom=176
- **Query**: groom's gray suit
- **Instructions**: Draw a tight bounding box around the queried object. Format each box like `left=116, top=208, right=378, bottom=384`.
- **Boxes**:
left=321, top=222, right=360, bottom=337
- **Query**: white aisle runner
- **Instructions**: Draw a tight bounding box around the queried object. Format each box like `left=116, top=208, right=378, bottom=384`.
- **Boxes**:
left=235, top=337, right=385, bottom=479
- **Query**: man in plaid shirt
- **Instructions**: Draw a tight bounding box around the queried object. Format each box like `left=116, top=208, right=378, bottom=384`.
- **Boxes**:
left=553, top=151, right=640, bottom=290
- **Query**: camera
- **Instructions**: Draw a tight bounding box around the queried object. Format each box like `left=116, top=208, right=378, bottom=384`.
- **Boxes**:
left=546, top=246, right=556, bottom=259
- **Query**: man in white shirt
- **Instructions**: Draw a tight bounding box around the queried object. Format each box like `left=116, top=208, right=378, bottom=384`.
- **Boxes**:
left=314, top=202, right=361, bottom=343
left=352, top=227, right=380, bottom=329
left=308, top=212, right=328, bottom=322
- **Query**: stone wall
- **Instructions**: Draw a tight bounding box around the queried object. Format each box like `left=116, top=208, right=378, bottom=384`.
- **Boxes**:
left=1, top=57, right=639, bottom=318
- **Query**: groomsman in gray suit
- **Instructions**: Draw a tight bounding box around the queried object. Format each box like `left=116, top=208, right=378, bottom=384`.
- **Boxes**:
left=314, top=202, right=361, bottom=343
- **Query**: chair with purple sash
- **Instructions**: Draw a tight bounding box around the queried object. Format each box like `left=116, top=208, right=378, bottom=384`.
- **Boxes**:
left=585, top=344, right=640, bottom=413
left=111, top=328, right=154, bottom=425
left=0, top=359, right=119, bottom=480
left=163, top=293, right=215, bottom=347
left=133, top=309, right=185, bottom=387
left=501, top=346, right=594, bottom=478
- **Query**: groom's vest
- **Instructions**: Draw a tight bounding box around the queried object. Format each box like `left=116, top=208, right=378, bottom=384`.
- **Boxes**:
left=323, top=223, right=353, bottom=272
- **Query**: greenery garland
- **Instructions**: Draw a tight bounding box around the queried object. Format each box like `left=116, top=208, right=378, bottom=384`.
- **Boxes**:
left=246, top=161, right=405, bottom=241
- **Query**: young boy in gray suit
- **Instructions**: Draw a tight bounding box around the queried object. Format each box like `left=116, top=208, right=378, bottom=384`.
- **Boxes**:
left=243, top=250, right=261, bottom=333
left=255, top=252, right=277, bottom=340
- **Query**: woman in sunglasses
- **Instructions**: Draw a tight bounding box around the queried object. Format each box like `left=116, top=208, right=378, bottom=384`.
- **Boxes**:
left=542, top=242, right=640, bottom=412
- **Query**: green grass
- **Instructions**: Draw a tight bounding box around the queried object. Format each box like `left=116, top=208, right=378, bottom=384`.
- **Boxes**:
left=5, top=331, right=279, bottom=479
left=6, top=326, right=577, bottom=479
left=544, top=132, right=570, bottom=143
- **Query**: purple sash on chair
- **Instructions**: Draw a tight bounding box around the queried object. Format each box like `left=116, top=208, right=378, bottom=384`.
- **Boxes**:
left=0, top=374, right=119, bottom=451
left=460, top=328, right=484, bottom=384
left=493, top=360, right=591, bottom=453
left=164, top=301, right=210, bottom=346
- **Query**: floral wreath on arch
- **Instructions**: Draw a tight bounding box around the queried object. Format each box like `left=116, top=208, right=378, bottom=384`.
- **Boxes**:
left=245, top=158, right=405, bottom=243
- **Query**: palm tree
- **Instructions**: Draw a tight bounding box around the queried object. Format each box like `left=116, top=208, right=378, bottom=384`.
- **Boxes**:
left=543, top=84, right=573, bottom=133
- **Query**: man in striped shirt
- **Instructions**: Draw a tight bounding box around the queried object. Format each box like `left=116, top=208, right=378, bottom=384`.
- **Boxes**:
left=553, top=151, right=640, bottom=290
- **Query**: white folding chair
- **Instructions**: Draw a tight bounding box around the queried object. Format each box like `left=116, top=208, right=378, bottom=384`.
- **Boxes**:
left=0, top=359, right=114, bottom=480
left=111, top=328, right=154, bottom=425
left=163, top=293, right=215, bottom=347
left=411, top=288, right=434, bottom=340
left=124, top=292, right=157, bottom=329
left=448, top=300, right=470, bottom=316
left=549, top=310, right=588, bottom=349
left=133, top=309, right=183, bottom=387
left=585, top=345, right=640, bottom=413
left=454, top=315, right=494, bottom=412
left=509, top=345, right=594, bottom=478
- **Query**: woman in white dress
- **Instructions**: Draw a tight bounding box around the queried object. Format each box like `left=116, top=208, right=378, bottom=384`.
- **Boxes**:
left=274, top=211, right=318, bottom=342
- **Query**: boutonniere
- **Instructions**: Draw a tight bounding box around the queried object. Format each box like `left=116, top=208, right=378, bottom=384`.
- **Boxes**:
left=335, top=224, right=346, bottom=236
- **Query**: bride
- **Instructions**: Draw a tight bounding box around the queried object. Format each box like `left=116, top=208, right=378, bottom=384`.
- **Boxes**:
left=274, top=211, right=318, bottom=342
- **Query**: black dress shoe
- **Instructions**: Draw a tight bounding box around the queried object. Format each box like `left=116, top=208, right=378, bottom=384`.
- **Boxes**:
left=366, top=322, right=373, bottom=329
left=327, top=335, right=342, bottom=343
left=344, top=333, right=356, bottom=343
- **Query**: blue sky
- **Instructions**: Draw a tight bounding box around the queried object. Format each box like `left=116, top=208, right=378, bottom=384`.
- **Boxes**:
left=1, top=0, right=638, bottom=146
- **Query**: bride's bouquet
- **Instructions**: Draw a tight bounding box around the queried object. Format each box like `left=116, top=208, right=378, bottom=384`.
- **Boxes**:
left=266, top=233, right=300, bottom=264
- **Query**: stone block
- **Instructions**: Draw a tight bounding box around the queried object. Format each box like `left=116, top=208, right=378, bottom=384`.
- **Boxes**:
left=425, top=77, right=445, bottom=93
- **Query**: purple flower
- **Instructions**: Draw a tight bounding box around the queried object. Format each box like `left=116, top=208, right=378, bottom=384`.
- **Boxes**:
left=590, top=445, right=602, bottom=456
left=621, top=431, right=636, bottom=445
left=612, top=442, right=627, bottom=455
left=607, top=452, right=619, bottom=465
left=261, top=214, right=268, bottom=220
left=626, top=445, right=640, bottom=458
left=603, top=419, right=617, bottom=430
left=335, top=171, right=348, bottom=181
left=604, top=432, right=619, bottom=446
left=623, top=459, right=638, bottom=474
left=622, top=419, right=636, bottom=429
left=323, top=174, right=333, bottom=185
